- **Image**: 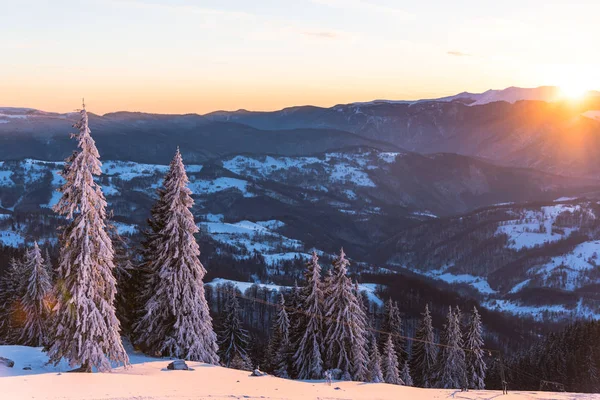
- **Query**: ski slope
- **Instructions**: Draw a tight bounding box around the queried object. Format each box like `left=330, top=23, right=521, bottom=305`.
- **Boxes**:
left=0, top=346, right=592, bottom=400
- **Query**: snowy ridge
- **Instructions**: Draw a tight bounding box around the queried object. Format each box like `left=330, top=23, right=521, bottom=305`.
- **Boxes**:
left=221, top=151, right=401, bottom=189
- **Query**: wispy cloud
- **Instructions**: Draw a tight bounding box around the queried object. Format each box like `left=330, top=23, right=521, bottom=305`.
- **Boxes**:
left=310, top=0, right=415, bottom=20
left=106, top=0, right=254, bottom=19
left=447, top=51, right=472, bottom=57
left=302, top=31, right=339, bottom=39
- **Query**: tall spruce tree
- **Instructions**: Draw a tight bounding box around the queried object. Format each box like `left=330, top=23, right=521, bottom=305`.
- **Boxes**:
left=135, top=149, right=218, bottom=364
left=368, top=335, right=384, bottom=383
left=269, top=293, right=292, bottom=378
left=380, top=298, right=406, bottom=364
left=401, top=360, right=414, bottom=386
left=465, top=306, right=486, bottom=389
left=435, top=306, right=467, bottom=389
left=20, top=242, right=52, bottom=347
left=411, top=304, right=438, bottom=388
left=351, top=283, right=369, bottom=382
left=323, top=249, right=366, bottom=379
left=47, top=105, right=128, bottom=372
left=218, top=285, right=251, bottom=369
left=382, top=334, right=403, bottom=385
left=293, top=251, right=324, bottom=380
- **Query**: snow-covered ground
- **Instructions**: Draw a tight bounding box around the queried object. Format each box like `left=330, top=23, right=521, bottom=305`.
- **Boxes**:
left=221, top=151, right=397, bottom=190
left=496, top=205, right=591, bottom=251
left=0, top=346, right=591, bottom=400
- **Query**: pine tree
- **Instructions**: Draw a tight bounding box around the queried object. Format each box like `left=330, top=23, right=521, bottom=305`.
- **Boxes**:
left=368, top=335, right=384, bottom=383
left=47, top=105, right=128, bottom=372
left=382, top=334, right=403, bottom=385
left=380, top=298, right=406, bottom=364
left=411, top=304, right=438, bottom=388
left=0, top=257, right=27, bottom=343
left=135, top=149, right=218, bottom=364
left=465, top=306, right=486, bottom=389
left=351, top=283, right=369, bottom=382
left=322, top=249, right=367, bottom=380
left=20, top=242, right=52, bottom=347
left=401, top=360, right=414, bottom=386
left=293, top=251, right=324, bottom=380
left=43, top=247, right=55, bottom=283
left=435, top=306, right=467, bottom=389
left=269, top=293, right=292, bottom=378
left=111, top=228, right=135, bottom=337
left=218, top=285, right=251, bottom=369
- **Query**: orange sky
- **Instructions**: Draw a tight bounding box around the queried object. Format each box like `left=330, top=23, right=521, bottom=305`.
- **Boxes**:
left=2, top=0, right=599, bottom=115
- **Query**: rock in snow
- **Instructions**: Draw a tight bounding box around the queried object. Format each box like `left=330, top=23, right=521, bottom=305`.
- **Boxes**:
left=167, top=360, right=191, bottom=371
left=0, top=356, right=14, bottom=368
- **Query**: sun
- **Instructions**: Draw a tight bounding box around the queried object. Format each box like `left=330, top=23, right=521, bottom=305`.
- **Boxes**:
left=558, top=76, right=590, bottom=100
left=560, top=83, right=589, bottom=99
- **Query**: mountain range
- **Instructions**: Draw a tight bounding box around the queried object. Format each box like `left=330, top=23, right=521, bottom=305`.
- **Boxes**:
left=2, top=85, right=600, bottom=322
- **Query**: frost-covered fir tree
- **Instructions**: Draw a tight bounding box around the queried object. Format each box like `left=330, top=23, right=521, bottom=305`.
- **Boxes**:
left=401, top=360, right=414, bottom=386
left=434, top=306, right=467, bottom=389
left=269, top=293, right=292, bottom=378
left=323, top=249, right=367, bottom=380
left=218, top=286, right=251, bottom=369
left=135, top=149, right=218, bottom=364
left=382, top=334, right=403, bottom=385
left=43, top=248, right=55, bottom=283
left=380, top=298, right=406, bottom=364
left=351, top=283, right=369, bottom=382
left=20, top=242, right=52, bottom=347
left=411, top=304, right=438, bottom=388
left=465, top=306, right=486, bottom=389
left=293, top=251, right=324, bottom=379
left=368, top=335, right=384, bottom=383
left=47, top=105, right=128, bottom=372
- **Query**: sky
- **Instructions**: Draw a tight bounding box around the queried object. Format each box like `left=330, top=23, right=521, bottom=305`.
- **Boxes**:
left=1, top=0, right=600, bottom=114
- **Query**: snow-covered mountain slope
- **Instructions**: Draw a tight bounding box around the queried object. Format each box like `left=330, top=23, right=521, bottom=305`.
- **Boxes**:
left=0, top=345, right=587, bottom=400
left=204, top=89, right=600, bottom=178
left=380, top=200, right=600, bottom=321
left=352, top=86, right=567, bottom=107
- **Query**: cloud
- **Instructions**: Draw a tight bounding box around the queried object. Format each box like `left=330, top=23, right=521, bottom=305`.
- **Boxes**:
left=302, top=31, right=339, bottom=39
left=447, top=51, right=472, bottom=57
left=310, top=0, right=415, bottom=20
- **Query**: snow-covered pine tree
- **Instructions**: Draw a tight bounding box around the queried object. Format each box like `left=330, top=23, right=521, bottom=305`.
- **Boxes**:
left=134, top=165, right=171, bottom=328
left=20, top=242, right=52, bottom=347
left=411, top=304, right=438, bottom=388
left=351, top=282, right=369, bottom=382
left=43, top=247, right=55, bottom=283
left=465, top=306, right=486, bottom=389
left=368, top=335, right=384, bottom=383
left=218, top=285, right=251, bottom=369
left=47, top=105, right=128, bottom=372
left=382, top=334, right=403, bottom=385
left=401, top=360, right=414, bottom=386
left=434, top=306, right=467, bottom=389
left=293, top=251, right=324, bottom=380
left=135, top=149, right=219, bottom=364
left=269, top=293, right=292, bottom=378
left=380, top=298, right=406, bottom=364
left=323, top=249, right=366, bottom=380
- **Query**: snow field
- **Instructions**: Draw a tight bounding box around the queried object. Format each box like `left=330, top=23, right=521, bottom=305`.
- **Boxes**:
left=0, top=346, right=590, bottom=400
